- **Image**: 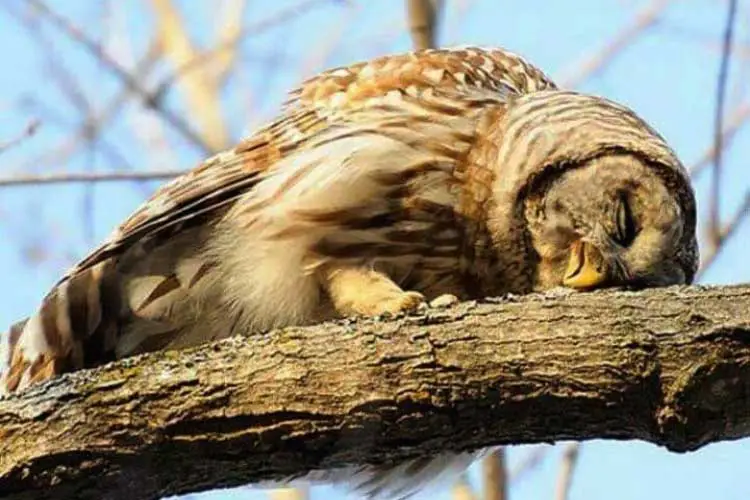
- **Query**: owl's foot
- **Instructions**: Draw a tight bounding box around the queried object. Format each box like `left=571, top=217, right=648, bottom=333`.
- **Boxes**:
left=324, top=266, right=426, bottom=317
left=377, top=290, right=426, bottom=316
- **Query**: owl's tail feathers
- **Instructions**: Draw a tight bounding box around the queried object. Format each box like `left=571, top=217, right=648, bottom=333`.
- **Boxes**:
left=0, top=259, right=120, bottom=395
left=277, top=451, right=484, bottom=500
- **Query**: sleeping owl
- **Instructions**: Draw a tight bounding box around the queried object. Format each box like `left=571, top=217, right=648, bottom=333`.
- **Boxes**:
left=0, top=46, right=697, bottom=498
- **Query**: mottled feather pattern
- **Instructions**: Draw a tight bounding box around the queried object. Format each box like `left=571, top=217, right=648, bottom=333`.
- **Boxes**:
left=287, top=47, right=557, bottom=111
left=0, top=46, right=697, bottom=500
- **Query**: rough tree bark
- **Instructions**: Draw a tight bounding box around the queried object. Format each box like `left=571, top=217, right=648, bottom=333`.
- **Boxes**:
left=1, top=285, right=750, bottom=500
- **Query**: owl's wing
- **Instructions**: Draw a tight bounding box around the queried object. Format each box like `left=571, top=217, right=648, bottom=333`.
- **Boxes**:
left=0, top=106, right=338, bottom=393
left=70, top=47, right=555, bottom=281
left=67, top=108, right=325, bottom=278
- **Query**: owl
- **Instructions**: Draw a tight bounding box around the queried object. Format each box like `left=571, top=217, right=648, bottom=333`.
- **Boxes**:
left=0, top=47, right=697, bottom=498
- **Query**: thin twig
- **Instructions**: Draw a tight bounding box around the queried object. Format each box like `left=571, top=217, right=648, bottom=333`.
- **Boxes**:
left=106, top=9, right=177, bottom=178
left=213, top=0, right=248, bottom=86
left=7, top=28, right=163, bottom=178
left=26, top=0, right=213, bottom=154
left=709, top=0, right=738, bottom=250
left=558, top=0, right=672, bottom=87
left=406, top=0, right=443, bottom=50
left=482, top=448, right=508, bottom=500
left=0, top=169, right=185, bottom=186
left=689, top=101, right=750, bottom=178
left=554, top=443, right=581, bottom=500
left=14, top=95, right=136, bottom=176
left=0, top=119, right=40, bottom=155
left=697, top=191, right=750, bottom=280
left=20, top=1, right=99, bottom=243
left=151, top=0, right=230, bottom=152
left=153, top=0, right=331, bottom=94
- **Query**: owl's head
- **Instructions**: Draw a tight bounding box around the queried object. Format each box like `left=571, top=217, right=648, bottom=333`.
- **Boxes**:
left=524, top=153, right=696, bottom=291
left=492, top=90, right=698, bottom=292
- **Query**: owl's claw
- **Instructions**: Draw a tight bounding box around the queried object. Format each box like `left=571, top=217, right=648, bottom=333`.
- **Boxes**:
left=376, top=290, right=426, bottom=317
left=325, top=266, right=426, bottom=318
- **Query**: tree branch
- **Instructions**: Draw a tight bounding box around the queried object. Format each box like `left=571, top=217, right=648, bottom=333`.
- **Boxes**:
left=481, top=448, right=507, bottom=500
left=26, top=0, right=214, bottom=154
left=0, top=119, right=40, bottom=155
left=0, top=169, right=187, bottom=187
left=2, top=285, right=750, bottom=500
left=554, top=443, right=580, bottom=500
left=151, top=0, right=230, bottom=152
left=708, top=0, right=738, bottom=249
left=406, top=0, right=443, bottom=50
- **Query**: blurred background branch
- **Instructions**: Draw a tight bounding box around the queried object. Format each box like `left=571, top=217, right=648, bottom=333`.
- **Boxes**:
left=708, top=0, right=738, bottom=251
left=0, top=119, right=39, bottom=155
left=554, top=444, right=581, bottom=500
left=406, top=0, right=443, bottom=50
left=151, top=0, right=231, bottom=152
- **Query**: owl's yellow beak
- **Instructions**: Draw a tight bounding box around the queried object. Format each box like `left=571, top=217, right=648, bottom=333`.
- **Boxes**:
left=563, top=240, right=607, bottom=289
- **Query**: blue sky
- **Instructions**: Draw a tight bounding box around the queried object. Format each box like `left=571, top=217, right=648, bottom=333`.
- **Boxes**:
left=1, top=1, right=749, bottom=499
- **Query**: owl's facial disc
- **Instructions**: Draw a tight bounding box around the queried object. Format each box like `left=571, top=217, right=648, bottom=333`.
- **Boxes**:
left=526, top=154, right=687, bottom=291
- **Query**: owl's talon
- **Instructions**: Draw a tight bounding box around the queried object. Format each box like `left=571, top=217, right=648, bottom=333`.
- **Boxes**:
left=377, top=291, right=426, bottom=316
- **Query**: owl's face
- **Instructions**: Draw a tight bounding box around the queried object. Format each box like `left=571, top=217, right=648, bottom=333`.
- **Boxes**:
left=525, top=154, right=693, bottom=291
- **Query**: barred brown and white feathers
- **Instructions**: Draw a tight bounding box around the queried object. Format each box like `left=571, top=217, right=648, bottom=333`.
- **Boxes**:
left=0, top=46, right=697, bottom=499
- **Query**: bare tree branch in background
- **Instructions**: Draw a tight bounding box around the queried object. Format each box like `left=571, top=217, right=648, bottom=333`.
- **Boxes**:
left=0, top=169, right=186, bottom=187
left=212, top=0, right=248, bottom=86
left=406, top=0, right=443, bottom=50
left=708, top=0, right=738, bottom=251
left=152, top=0, right=231, bottom=152
left=697, top=191, right=750, bottom=280
left=691, top=0, right=749, bottom=282
left=153, top=0, right=331, bottom=96
left=296, top=3, right=358, bottom=80
left=554, top=443, right=581, bottom=500
left=1, top=2, right=145, bottom=178
left=688, top=101, right=750, bottom=178
left=558, top=0, right=671, bottom=87
left=0, top=119, right=39, bottom=155
left=107, top=13, right=178, bottom=174
left=25, top=0, right=214, bottom=154
left=482, top=448, right=508, bottom=500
